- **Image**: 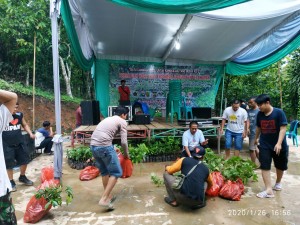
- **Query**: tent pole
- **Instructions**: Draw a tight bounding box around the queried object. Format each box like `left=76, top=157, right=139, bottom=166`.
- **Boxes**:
left=50, top=0, right=63, bottom=180
left=220, top=66, right=225, bottom=116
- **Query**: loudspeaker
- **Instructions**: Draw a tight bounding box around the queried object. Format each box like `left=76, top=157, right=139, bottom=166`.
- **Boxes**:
left=133, top=114, right=151, bottom=125
left=192, top=107, right=212, bottom=119
left=81, top=100, right=100, bottom=125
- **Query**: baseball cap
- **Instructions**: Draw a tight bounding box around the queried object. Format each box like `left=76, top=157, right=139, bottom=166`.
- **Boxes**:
left=193, top=147, right=206, bottom=159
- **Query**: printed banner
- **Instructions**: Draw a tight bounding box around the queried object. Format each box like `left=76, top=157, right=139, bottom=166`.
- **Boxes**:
left=109, top=63, right=222, bottom=109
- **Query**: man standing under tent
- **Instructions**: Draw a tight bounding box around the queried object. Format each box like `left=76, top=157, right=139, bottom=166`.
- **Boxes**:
left=247, top=96, right=259, bottom=165
left=254, top=94, right=288, bottom=198
left=90, top=106, right=130, bottom=210
left=0, top=89, right=18, bottom=225
left=118, top=80, right=131, bottom=106
left=219, top=99, right=248, bottom=159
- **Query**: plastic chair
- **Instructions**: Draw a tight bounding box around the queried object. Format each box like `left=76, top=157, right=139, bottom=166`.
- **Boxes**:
left=181, top=97, right=193, bottom=119
left=166, top=94, right=181, bottom=124
left=286, top=120, right=299, bottom=147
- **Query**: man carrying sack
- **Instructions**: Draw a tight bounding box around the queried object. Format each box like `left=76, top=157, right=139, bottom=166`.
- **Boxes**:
left=163, top=148, right=213, bottom=209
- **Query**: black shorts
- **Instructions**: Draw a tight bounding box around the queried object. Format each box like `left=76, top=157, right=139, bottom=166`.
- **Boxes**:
left=259, top=146, right=288, bottom=171
left=3, top=143, right=30, bottom=169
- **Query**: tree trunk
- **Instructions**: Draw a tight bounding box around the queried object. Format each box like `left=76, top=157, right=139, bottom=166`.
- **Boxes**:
left=59, top=56, right=73, bottom=98
left=26, top=68, right=30, bottom=86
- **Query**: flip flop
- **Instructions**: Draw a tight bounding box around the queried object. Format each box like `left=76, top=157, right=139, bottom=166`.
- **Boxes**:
left=256, top=191, right=274, bottom=198
left=164, top=197, right=179, bottom=207
left=273, top=183, right=282, bottom=191
left=99, top=200, right=114, bottom=210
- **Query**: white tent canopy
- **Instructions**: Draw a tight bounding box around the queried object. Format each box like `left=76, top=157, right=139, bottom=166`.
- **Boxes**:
left=66, top=0, right=300, bottom=65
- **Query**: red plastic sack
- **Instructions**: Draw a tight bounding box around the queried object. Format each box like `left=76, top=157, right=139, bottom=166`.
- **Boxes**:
left=79, top=166, right=100, bottom=181
left=118, top=152, right=133, bottom=178
left=23, top=196, right=52, bottom=223
left=40, top=167, right=54, bottom=183
left=219, top=180, right=244, bottom=201
left=206, top=172, right=225, bottom=197
left=37, top=179, right=60, bottom=190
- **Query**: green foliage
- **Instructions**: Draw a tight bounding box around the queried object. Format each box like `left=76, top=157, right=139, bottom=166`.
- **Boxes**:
left=67, top=146, right=92, bottom=162
left=204, top=148, right=224, bottom=171
left=222, top=156, right=258, bottom=184
left=144, top=137, right=181, bottom=156
left=0, top=79, right=81, bottom=104
left=35, top=185, right=73, bottom=210
left=128, top=143, right=148, bottom=164
left=204, top=149, right=257, bottom=184
left=150, top=173, right=164, bottom=187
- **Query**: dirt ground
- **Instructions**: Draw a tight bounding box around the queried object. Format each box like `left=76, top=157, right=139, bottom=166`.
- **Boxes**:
left=10, top=137, right=300, bottom=225
left=17, top=93, right=78, bottom=133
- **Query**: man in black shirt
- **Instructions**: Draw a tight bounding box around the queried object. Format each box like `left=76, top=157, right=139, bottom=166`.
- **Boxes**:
left=3, top=102, right=35, bottom=192
left=164, top=149, right=213, bottom=209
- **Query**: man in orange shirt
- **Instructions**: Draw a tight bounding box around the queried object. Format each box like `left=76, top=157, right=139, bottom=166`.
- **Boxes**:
left=118, top=80, right=130, bottom=106
left=163, top=149, right=213, bottom=209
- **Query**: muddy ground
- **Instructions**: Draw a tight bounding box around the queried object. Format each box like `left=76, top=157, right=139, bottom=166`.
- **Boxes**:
left=11, top=137, right=300, bottom=225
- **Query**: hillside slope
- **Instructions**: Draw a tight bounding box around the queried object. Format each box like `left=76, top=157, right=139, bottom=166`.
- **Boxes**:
left=17, top=93, right=78, bottom=133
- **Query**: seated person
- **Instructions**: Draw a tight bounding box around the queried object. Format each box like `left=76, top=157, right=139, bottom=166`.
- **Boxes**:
left=163, top=149, right=213, bottom=209
left=36, top=121, right=54, bottom=155
left=181, top=121, right=208, bottom=158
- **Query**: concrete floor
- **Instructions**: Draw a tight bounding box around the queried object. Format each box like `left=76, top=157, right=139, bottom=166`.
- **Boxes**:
left=12, top=138, right=300, bottom=225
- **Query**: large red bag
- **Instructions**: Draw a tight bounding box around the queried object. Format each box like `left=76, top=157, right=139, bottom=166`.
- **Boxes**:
left=219, top=179, right=244, bottom=201
left=206, top=172, right=225, bottom=197
left=24, top=178, right=59, bottom=223
left=40, top=167, right=54, bottom=183
left=23, top=196, right=52, bottom=223
left=37, top=179, right=60, bottom=190
left=118, top=152, right=133, bottom=178
left=79, top=166, right=100, bottom=181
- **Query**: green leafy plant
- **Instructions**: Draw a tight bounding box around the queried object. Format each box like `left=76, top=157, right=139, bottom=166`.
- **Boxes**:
left=222, top=156, right=258, bottom=184
left=35, top=185, right=74, bottom=210
left=204, top=148, right=224, bottom=171
left=128, top=143, right=148, bottom=163
left=150, top=173, right=164, bottom=187
left=67, top=146, right=92, bottom=162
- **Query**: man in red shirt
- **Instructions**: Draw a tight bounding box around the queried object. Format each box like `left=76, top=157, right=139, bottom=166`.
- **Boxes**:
left=118, top=80, right=130, bottom=106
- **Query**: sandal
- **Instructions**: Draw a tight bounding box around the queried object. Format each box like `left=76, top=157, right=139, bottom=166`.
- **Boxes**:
left=99, top=200, right=115, bottom=210
left=164, top=197, right=179, bottom=207
left=256, top=191, right=274, bottom=198
left=273, top=183, right=282, bottom=191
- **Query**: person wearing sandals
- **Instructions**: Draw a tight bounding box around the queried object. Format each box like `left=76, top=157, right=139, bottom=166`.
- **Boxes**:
left=90, top=106, right=130, bottom=210
left=163, top=148, right=213, bottom=209
left=247, top=97, right=260, bottom=165
left=254, top=94, right=288, bottom=198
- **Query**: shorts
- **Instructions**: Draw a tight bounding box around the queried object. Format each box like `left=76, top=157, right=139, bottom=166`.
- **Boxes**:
left=0, top=189, right=17, bottom=225
left=225, top=130, right=243, bottom=150
left=258, top=146, right=288, bottom=170
left=248, top=136, right=257, bottom=151
left=90, top=145, right=122, bottom=178
left=3, top=143, right=30, bottom=169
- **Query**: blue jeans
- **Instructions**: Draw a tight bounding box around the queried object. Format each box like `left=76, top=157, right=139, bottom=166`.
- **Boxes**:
left=90, top=145, right=122, bottom=178
left=225, top=130, right=243, bottom=150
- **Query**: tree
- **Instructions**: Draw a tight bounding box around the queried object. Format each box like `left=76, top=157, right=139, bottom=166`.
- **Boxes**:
left=285, top=49, right=300, bottom=119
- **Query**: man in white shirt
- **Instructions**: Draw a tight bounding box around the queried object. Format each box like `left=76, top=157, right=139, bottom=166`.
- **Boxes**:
left=0, top=89, right=18, bottom=225
left=182, top=121, right=208, bottom=158
left=219, top=99, right=248, bottom=159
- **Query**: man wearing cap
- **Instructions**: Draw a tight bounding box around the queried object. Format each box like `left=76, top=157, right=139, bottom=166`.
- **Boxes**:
left=163, top=150, right=213, bottom=209
left=181, top=121, right=208, bottom=158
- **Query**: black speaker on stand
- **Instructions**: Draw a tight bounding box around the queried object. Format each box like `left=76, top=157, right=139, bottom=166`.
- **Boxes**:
left=81, top=100, right=100, bottom=125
